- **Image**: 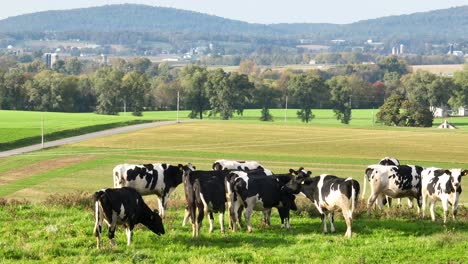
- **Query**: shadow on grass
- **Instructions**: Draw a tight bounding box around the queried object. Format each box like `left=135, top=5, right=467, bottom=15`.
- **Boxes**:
left=0, top=120, right=155, bottom=151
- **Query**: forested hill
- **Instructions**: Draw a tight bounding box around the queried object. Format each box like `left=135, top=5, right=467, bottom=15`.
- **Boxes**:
left=0, top=4, right=275, bottom=35
left=270, top=6, right=468, bottom=40
left=0, top=4, right=467, bottom=40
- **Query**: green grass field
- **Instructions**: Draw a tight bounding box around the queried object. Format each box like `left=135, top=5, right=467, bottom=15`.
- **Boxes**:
left=1, top=115, right=468, bottom=262
left=2, top=109, right=468, bottom=152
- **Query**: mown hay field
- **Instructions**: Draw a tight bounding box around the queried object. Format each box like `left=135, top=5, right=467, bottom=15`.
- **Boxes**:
left=1, top=121, right=468, bottom=263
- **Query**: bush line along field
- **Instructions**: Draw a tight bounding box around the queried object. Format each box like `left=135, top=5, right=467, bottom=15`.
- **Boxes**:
left=0, top=118, right=468, bottom=262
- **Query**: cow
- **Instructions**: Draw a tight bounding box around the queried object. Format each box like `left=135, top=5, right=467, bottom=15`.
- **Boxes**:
left=93, top=187, right=164, bottom=249
left=225, top=168, right=274, bottom=231
left=231, top=170, right=300, bottom=233
left=212, top=159, right=273, bottom=175
left=113, top=163, right=184, bottom=219
left=180, top=164, right=228, bottom=237
left=293, top=169, right=360, bottom=238
left=362, top=157, right=401, bottom=206
left=365, top=164, right=423, bottom=216
left=421, top=167, right=467, bottom=223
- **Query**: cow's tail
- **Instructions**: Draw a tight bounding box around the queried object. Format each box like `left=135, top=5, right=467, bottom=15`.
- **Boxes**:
left=351, top=180, right=360, bottom=214
left=93, top=190, right=105, bottom=237
left=361, top=173, right=367, bottom=199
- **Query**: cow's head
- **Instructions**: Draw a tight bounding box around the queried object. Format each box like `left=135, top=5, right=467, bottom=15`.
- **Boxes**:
left=179, top=163, right=196, bottom=178
left=448, top=169, right=468, bottom=190
left=145, top=209, right=165, bottom=236
left=212, top=162, right=223, bottom=171
left=289, top=167, right=311, bottom=183
left=378, top=157, right=400, bottom=166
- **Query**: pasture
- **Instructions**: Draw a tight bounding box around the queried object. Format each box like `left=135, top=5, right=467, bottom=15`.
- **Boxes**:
left=1, top=120, right=468, bottom=262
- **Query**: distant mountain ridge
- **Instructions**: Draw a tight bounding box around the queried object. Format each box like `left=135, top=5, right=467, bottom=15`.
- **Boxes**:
left=0, top=4, right=467, bottom=40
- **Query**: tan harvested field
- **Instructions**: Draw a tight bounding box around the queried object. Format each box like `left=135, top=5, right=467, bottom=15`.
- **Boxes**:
left=296, top=44, right=330, bottom=51
left=411, top=64, right=465, bottom=75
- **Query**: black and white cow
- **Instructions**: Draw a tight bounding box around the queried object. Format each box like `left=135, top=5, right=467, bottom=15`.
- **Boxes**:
left=365, top=164, right=423, bottom=216
left=294, top=169, right=360, bottom=238
left=361, top=157, right=400, bottom=201
left=231, top=171, right=300, bottom=233
left=113, top=163, right=184, bottom=218
left=180, top=164, right=228, bottom=237
left=421, top=167, right=467, bottom=223
left=93, top=187, right=165, bottom=249
left=225, top=169, right=274, bottom=231
left=212, top=159, right=273, bottom=175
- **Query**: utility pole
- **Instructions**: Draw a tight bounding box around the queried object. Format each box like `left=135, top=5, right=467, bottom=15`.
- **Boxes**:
left=41, top=113, right=44, bottom=149
left=284, top=95, right=288, bottom=123
left=176, top=91, right=180, bottom=123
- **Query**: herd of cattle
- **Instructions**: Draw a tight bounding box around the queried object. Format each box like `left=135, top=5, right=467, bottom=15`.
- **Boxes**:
left=92, top=158, right=466, bottom=248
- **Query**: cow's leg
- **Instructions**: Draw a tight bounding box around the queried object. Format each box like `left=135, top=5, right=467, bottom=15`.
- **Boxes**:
left=108, top=212, right=118, bottom=247
left=367, top=193, right=379, bottom=217
left=416, top=195, right=422, bottom=215
left=196, top=204, right=204, bottom=237
left=237, top=205, right=244, bottom=227
left=219, top=212, right=225, bottom=234
left=244, top=204, right=254, bottom=233
left=452, top=193, right=460, bottom=221
left=421, top=193, right=427, bottom=219
left=329, top=212, right=335, bottom=233
left=157, top=198, right=165, bottom=219
left=343, top=210, right=352, bottom=238
left=182, top=207, right=190, bottom=227
left=189, top=206, right=197, bottom=238
left=441, top=198, right=449, bottom=224
left=125, top=226, right=134, bottom=246
left=408, top=198, right=414, bottom=209
left=386, top=196, right=393, bottom=208
left=320, top=213, right=328, bottom=234
left=429, top=199, right=436, bottom=222
left=231, top=201, right=241, bottom=232
left=262, top=209, right=271, bottom=226
left=209, top=212, right=215, bottom=233
left=93, top=201, right=103, bottom=249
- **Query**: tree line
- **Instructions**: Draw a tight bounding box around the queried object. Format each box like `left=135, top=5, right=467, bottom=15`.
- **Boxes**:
left=1, top=55, right=467, bottom=126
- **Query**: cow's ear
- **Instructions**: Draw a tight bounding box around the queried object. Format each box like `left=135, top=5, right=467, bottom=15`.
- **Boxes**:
left=307, top=171, right=312, bottom=176
left=299, top=167, right=304, bottom=171
left=445, top=170, right=452, bottom=176
left=193, top=166, right=196, bottom=170
left=462, top=170, right=468, bottom=176
left=289, top=169, right=296, bottom=175
left=178, top=164, right=184, bottom=170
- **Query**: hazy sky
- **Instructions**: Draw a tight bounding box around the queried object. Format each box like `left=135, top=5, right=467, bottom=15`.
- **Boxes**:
left=1, top=0, right=467, bottom=24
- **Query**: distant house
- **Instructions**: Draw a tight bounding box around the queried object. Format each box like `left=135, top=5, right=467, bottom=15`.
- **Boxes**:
left=458, top=107, right=468, bottom=116
left=430, top=106, right=449, bottom=118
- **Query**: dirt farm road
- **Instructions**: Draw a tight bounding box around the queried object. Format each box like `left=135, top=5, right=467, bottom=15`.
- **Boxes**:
left=0, top=120, right=185, bottom=158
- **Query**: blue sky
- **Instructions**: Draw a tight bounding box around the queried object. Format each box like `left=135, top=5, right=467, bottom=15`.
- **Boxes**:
left=1, top=0, right=467, bottom=24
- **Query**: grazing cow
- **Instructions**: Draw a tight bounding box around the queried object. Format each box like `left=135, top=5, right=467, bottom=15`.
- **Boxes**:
left=365, top=164, right=423, bottom=216
left=294, top=169, right=360, bottom=238
left=421, top=167, right=467, bottom=223
left=212, top=159, right=272, bottom=175
left=113, top=163, right=184, bottom=218
left=93, top=187, right=164, bottom=249
left=231, top=171, right=300, bottom=233
left=180, top=164, right=228, bottom=237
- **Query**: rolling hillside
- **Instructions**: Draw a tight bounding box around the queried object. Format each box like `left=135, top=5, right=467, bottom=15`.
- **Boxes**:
left=0, top=4, right=467, bottom=40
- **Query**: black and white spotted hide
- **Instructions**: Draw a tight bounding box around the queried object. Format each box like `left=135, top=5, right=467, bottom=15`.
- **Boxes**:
left=93, top=187, right=164, bottom=249
left=421, top=167, right=467, bottom=223
left=113, top=163, right=184, bottom=218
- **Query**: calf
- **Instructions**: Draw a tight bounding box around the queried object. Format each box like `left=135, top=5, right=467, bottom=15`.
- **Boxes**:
left=212, top=159, right=272, bottom=175
left=231, top=171, right=300, bottom=233
left=113, top=163, right=184, bottom=218
left=361, top=157, right=400, bottom=201
left=365, top=164, right=423, bottom=216
left=181, top=164, right=228, bottom=237
left=294, top=169, right=360, bottom=238
left=421, top=167, right=467, bottom=223
left=93, top=187, right=164, bottom=249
